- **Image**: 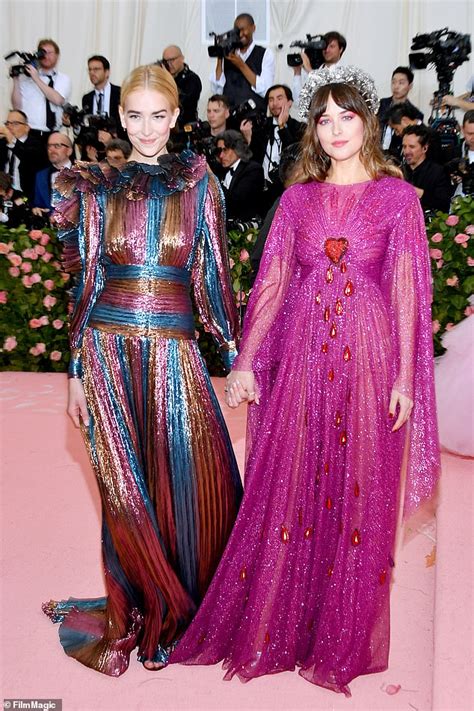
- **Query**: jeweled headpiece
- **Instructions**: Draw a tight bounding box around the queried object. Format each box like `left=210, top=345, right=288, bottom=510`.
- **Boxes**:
left=298, top=65, right=380, bottom=121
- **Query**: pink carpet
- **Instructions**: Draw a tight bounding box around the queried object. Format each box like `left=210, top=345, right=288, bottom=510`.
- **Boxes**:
left=0, top=372, right=472, bottom=710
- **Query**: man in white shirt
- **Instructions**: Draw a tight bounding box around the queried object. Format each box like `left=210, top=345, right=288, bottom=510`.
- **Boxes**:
left=210, top=13, right=275, bottom=112
left=292, top=31, right=347, bottom=105
left=11, top=39, right=71, bottom=138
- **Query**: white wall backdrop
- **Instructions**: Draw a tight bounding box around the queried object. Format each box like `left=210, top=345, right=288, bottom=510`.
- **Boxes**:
left=1, top=0, right=472, bottom=123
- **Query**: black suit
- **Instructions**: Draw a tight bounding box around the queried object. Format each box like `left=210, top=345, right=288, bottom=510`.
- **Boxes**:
left=222, top=160, right=264, bottom=222
left=404, top=159, right=453, bottom=213
left=0, top=133, right=48, bottom=203
left=174, top=65, right=202, bottom=126
left=250, top=116, right=305, bottom=165
left=82, top=84, right=124, bottom=137
left=378, top=97, right=424, bottom=157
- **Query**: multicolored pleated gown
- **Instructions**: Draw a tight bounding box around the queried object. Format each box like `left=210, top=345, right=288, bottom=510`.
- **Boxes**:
left=43, top=152, right=243, bottom=676
left=171, top=178, right=440, bottom=694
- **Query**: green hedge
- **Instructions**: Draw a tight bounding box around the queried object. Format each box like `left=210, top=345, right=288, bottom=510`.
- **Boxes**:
left=1, top=196, right=473, bottom=372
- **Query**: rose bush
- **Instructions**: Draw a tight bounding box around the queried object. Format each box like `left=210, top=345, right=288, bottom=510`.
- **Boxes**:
left=0, top=225, right=69, bottom=372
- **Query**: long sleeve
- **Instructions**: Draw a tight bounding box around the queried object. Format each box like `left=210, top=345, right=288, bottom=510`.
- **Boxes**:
left=233, top=192, right=297, bottom=371
left=253, top=48, right=275, bottom=96
left=192, top=172, right=240, bottom=370
left=52, top=170, right=104, bottom=377
left=381, top=187, right=440, bottom=517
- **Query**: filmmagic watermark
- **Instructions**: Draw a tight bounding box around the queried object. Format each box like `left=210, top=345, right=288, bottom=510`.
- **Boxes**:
left=3, top=702, right=62, bottom=710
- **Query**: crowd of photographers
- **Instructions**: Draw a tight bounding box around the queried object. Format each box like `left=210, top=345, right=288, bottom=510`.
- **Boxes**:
left=1, top=18, right=473, bottom=234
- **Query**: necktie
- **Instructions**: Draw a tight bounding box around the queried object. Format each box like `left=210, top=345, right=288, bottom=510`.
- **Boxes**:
left=45, top=76, right=56, bottom=131
left=97, top=92, right=103, bottom=114
left=8, top=149, right=15, bottom=177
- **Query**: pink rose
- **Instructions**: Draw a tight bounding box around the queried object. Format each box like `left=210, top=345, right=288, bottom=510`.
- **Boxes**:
left=29, top=342, right=46, bottom=356
left=239, top=249, right=250, bottom=262
left=39, top=233, right=50, bottom=246
left=30, top=273, right=41, bottom=284
left=461, top=242, right=468, bottom=249
left=29, top=230, right=44, bottom=241
left=454, top=233, right=469, bottom=244
left=467, top=257, right=474, bottom=267
left=41, top=252, right=53, bottom=263
left=50, top=350, right=62, bottom=361
left=0, top=242, right=10, bottom=254
left=21, top=248, right=38, bottom=260
left=43, top=295, right=57, bottom=310
left=8, top=267, right=20, bottom=277
left=38, top=315, right=49, bottom=326
left=35, top=244, right=46, bottom=256
left=436, top=259, right=444, bottom=270
left=429, top=248, right=443, bottom=260
left=445, top=322, right=454, bottom=331
left=52, top=261, right=61, bottom=269
left=446, top=276, right=459, bottom=287
left=432, top=320, right=441, bottom=334
left=430, top=232, right=443, bottom=243
left=43, top=279, right=55, bottom=291
left=21, top=262, right=32, bottom=273
left=0, top=291, right=8, bottom=304
left=465, top=225, right=474, bottom=235
left=22, top=275, right=33, bottom=288
left=29, top=318, right=41, bottom=328
left=52, top=319, right=64, bottom=329
left=3, top=336, right=17, bottom=351
left=464, top=306, right=474, bottom=316
left=7, top=253, right=22, bottom=267
left=229, top=258, right=235, bottom=268
left=445, top=215, right=459, bottom=226
left=61, top=272, right=70, bottom=282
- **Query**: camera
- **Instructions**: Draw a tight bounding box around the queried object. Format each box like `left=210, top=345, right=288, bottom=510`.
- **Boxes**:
left=229, top=99, right=266, bottom=131
left=447, top=157, right=474, bottom=195
left=4, top=49, right=46, bottom=78
left=208, top=28, right=242, bottom=58
left=287, top=35, right=326, bottom=70
left=63, top=104, right=117, bottom=134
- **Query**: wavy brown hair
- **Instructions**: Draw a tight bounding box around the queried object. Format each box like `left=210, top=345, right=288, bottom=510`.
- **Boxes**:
left=291, top=83, right=402, bottom=184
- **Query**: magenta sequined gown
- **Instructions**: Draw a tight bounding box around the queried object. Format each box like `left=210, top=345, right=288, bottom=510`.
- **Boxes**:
left=171, top=177, right=440, bottom=694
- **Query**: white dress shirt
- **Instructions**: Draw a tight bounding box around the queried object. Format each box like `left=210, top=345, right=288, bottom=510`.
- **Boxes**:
left=18, top=70, right=72, bottom=131
left=262, top=119, right=282, bottom=182
left=92, top=82, right=112, bottom=115
left=5, top=134, right=28, bottom=190
left=210, top=42, right=275, bottom=98
left=222, top=159, right=241, bottom=188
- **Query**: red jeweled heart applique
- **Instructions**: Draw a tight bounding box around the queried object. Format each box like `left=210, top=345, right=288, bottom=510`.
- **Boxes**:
left=324, top=238, right=349, bottom=264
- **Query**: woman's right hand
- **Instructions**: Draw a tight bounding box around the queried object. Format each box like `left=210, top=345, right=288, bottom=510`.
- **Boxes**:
left=67, top=378, right=89, bottom=428
left=225, top=370, right=259, bottom=408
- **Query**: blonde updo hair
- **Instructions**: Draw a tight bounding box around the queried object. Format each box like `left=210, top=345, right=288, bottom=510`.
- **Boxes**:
left=120, top=64, right=179, bottom=111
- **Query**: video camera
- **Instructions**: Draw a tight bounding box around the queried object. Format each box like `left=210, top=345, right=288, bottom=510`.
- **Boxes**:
left=287, top=35, right=326, bottom=70
left=62, top=104, right=117, bottom=134
left=208, top=28, right=242, bottom=58
left=409, top=28, right=471, bottom=95
left=4, top=49, right=46, bottom=78
left=409, top=28, right=471, bottom=162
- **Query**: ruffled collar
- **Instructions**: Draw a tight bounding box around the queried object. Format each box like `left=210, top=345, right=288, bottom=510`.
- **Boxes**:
left=56, top=150, right=207, bottom=199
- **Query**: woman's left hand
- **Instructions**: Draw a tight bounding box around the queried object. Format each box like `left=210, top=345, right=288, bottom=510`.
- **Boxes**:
left=389, top=389, right=414, bottom=432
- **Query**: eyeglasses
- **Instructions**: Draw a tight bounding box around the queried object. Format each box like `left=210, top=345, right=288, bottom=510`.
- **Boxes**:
left=162, top=55, right=181, bottom=63
left=48, top=143, right=70, bottom=149
left=5, top=121, right=27, bottom=127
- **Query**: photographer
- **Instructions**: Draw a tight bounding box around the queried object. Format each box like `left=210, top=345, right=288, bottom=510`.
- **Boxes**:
left=82, top=56, right=122, bottom=134
left=0, top=172, right=31, bottom=228
left=11, top=39, right=71, bottom=137
left=402, top=124, right=453, bottom=213
left=449, top=110, right=474, bottom=197
left=162, top=46, right=202, bottom=125
left=292, top=31, right=347, bottom=104
left=210, top=13, right=275, bottom=112
left=240, top=84, right=305, bottom=212
left=377, top=67, right=423, bottom=155
left=216, top=129, right=264, bottom=223
left=32, top=132, right=73, bottom=220
left=386, top=103, right=444, bottom=163
left=0, top=110, right=48, bottom=202
left=441, top=75, right=474, bottom=113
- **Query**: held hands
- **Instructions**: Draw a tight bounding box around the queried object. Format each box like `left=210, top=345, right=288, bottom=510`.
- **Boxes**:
left=68, top=377, right=90, bottom=428
left=225, top=370, right=259, bottom=408
left=389, top=389, right=413, bottom=432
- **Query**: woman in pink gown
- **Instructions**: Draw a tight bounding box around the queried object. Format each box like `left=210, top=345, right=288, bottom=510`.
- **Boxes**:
left=171, top=68, right=440, bottom=695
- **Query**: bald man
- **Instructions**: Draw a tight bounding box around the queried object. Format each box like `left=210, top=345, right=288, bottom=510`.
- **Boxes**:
left=162, top=45, right=202, bottom=125
left=32, top=131, right=73, bottom=217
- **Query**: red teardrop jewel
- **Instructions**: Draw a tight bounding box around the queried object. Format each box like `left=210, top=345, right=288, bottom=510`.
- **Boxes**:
left=330, top=322, right=337, bottom=338
left=239, top=566, right=247, bottom=581
left=335, top=411, right=342, bottom=426
left=315, top=291, right=321, bottom=305
left=325, top=497, right=333, bottom=510
left=321, top=342, right=328, bottom=354
left=328, top=368, right=334, bottom=382
left=335, top=299, right=343, bottom=316
left=343, top=345, right=351, bottom=362
left=339, top=430, right=347, bottom=446
left=326, top=267, right=334, bottom=283
left=354, top=481, right=360, bottom=497
left=304, top=527, right=314, bottom=540
left=324, top=306, right=330, bottom=322
left=340, top=261, right=347, bottom=273
left=344, top=280, right=354, bottom=297
left=281, top=525, right=290, bottom=543
left=351, top=528, right=361, bottom=546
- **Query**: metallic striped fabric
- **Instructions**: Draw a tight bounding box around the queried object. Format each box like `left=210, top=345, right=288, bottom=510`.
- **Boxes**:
left=42, top=153, right=243, bottom=676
